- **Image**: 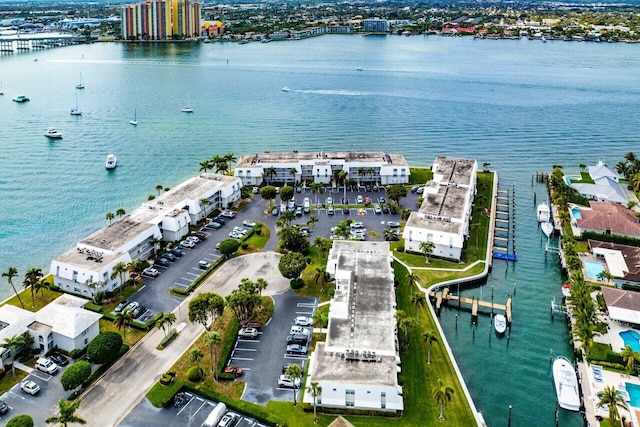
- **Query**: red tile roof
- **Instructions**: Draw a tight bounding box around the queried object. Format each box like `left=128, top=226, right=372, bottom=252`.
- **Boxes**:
left=577, top=201, right=640, bottom=238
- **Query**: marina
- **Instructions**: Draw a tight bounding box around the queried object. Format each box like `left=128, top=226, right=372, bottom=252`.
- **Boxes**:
left=1, top=36, right=638, bottom=426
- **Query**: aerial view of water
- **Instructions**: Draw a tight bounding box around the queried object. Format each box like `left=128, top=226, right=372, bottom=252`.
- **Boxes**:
left=1, top=35, right=639, bottom=426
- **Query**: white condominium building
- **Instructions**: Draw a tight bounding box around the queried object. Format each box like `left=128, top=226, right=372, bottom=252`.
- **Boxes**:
left=403, top=156, right=477, bottom=261
left=304, top=241, right=403, bottom=413
left=235, top=151, right=409, bottom=187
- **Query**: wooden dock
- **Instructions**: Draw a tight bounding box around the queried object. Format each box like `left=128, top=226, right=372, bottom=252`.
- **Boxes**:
left=433, top=287, right=512, bottom=325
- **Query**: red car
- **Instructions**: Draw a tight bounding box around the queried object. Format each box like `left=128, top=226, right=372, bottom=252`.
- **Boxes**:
left=241, top=321, right=261, bottom=329
left=224, top=366, right=243, bottom=376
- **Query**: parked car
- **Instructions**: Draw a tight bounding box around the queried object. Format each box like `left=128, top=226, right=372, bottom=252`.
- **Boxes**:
left=114, top=300, right=129, bottom=312
left=221, top=211, right=236, bottom=218
left=350, top=222, right=365, bottom=229
left=378, top=196, right=386, bottom=203
left=243, top=220, right=257, bottom=228
left=416, top=187, right=424, bottom=194
left=294, top=316, right=313, bottom=327
left=180, top=240, right=196, bottom=249
left=252, top=186, right=259, bottom=194
left=229, top=231, right=243, bottom=239
left=163, top=252, right=176, bottom=262
left=286, top=344, right=308, bottom=355
left=295, top=207, right=303, bottom=216
left=364, top=196, right=371, bottom=204
left=195, top=231, right=207, bottom=240
left=213, top=217, right=227, bottom=224
left=154, top=257, right=170, bottom=267
left=289, top=325, right=310, bottom=336
left=326, top=197, right=333, bottom=205
left=0, top=400, right=8, bottom=414
left=36, top=357, right=58, bottom=374
left=278, top=374, right=301, bottom=388
left=218, top=413, right=239, bottom=427
left=124, top=301, right=140, bottom=313
left=143, top=267, right=159, bottom=277
left=198, top=260, right=212, bottom=270
left=374, top=204, right=382, bottom=214
left=356, top=195, right=364, bottom=204
left=387, top=221, right=400, bottom=228
left=327, top=206, right=334, bottom=215
left=223, top=366, right=243, bottom=376
left=411, top=185, right=419, bottom=193
left=237, top=327, right=259, bottom=339
left=233, top=226, right=248, bottom=235
left=48, top=351, right=69, bottom=367
left=131, top=305, right=146, bottom=319
left=286, top=334, right=309, bottom=345
left=343, top=207, right=350, bottom=214
left=185, top=236, right=200, bottom=244
left=206, top=221, right=222, bottom=229
left=271, top=208, right=279, bottom=216
left=282, top=363, right=301, bottom=374
left=20, top=380, right=40, bottom=395
left=240, top=321, right=261, bottom=329
left=365, top=185, right=372, bottom=192
left=169, top=248, right=185, bottom=257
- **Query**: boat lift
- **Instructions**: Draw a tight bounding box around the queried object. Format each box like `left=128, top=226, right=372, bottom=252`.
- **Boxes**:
left=550, top=296, right=569, bottom=319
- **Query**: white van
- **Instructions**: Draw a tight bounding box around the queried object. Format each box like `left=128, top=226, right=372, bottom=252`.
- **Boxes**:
left=203, top=402, right=227, bottom=427
left=36, top=357, right=58, bottom=375
left=303, top=198, right=310, bottom=213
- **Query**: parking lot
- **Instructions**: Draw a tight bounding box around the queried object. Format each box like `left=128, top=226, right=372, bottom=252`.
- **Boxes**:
left=0, top=361, right=71, bottom=426
left=119, top=390, right=268, bottom=427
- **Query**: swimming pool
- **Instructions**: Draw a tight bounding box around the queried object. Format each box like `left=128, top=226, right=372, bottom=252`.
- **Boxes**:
left=620, top=330, right=640, bottom=353
left=571, top=207, right=582, bottom=220
left=626, top=382, right=640, bottom=407
left=584, top=260, right=605, bottom=278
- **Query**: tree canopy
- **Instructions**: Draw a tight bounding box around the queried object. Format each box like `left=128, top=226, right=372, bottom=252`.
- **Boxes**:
left=61, top=361, right=92, bottom=391
left=189, top=292, right=225, bottom=330
left=218, top=239, right=241, bottom=259
left=87, top=332, right=123, bottom=364
left=386, top=184, right=408, bottom=203
left=278, top=252, right=307, bottom=279
left=260, top=186, right=276, bottom=201
left=280, top=185, right=294, bottom=202
left=279, top=227, right=310, bottom=254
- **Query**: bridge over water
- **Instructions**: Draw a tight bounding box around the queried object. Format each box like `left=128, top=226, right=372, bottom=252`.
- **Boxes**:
left=0, top=33, right=88, bottom=53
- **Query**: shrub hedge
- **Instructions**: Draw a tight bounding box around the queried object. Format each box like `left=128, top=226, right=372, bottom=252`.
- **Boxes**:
left=187, top=366, right=202, bottom=382
left=172, top=256, right=226, bottom=296
left=147, top=380, right=183, bottom=408
left=158, top=328, right=178, bottom=350
left=581, top=231, right=640, bottom=246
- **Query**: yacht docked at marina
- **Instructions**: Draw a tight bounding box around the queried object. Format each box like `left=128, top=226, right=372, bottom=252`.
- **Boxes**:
left=553, top=355, right=580, bottom=412
left=537, top=202, right=550, bottom=223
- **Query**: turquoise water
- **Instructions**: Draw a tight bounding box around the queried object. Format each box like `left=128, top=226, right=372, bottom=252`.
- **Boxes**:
left=571, top=207, right=582, bottom=220
left=620, top=330, right=640, bottom=353
left=585, top=260, right=605, bottom=278
left=626, top=382, right=640, bottom=408
left=3, top=35, right=639, bottom=426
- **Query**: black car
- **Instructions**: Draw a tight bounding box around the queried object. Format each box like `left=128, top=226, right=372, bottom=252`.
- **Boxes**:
left=382, top=206, right=390, bottom=214
left=0, top=400, right=8, bottom=414
left=169, top=248, right=184, bottom=257
left=163, top=252, right=176, bottom=262
left=343, top=207, right=350, bottom=215
left=286, top=334, right=308, bottom=345
left=114, top=300, right=128, bottom=313
left=154, top=257, right=170, bottom=267
left=49, top=352, right=69, bottom=366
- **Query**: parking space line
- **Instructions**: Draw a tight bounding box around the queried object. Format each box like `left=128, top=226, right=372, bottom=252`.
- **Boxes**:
left=234, top=348, right=257, bottom=352
left=284, top=355, right=308, bottom=360
left=237, top=339, right=260, bottom=343
left=176, top=396, right=197, bottom=416
left=184, top=272, right=199, bottom=277
left=180, top=276, right=196, bottom=281
left=295, top=311, right=313, bottom=315
left=30, top=371, right=51, bottom=381
left=173, top=282, right=189, bottom=288
left=187, top=400, right=208, bottom=420
left=229, top=357, right=254, bottom=361
left=7, top=390, right=25, bottom=400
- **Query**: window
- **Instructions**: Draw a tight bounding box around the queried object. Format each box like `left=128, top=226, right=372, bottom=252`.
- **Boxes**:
left=345, top=389, right=355, bottom=407
left=381, top=392, right=387, bottom=409
left=84, top=338, right=88, bottom=345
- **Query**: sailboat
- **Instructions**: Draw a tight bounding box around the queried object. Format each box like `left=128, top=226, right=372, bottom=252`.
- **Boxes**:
left=70, top=93, right=82, bottom=116
left=181, top=93, right=193, bottom=113
left=129, top=109, right=138, bottom=126
left=76, top=73, right=85, bottom=90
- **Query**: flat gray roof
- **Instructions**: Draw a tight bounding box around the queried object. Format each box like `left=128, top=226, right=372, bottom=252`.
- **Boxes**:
left=55, top=248, right=123, bottom=271
left=81, top=212, right=157, bottom=252
left=151, top=173, right=236, bottom=208
left=237, top=151, right=408, bottom=167
left=434, top=156, right=475, bottom=186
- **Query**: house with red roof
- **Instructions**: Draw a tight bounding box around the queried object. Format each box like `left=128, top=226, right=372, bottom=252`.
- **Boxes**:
left=574, top=201, right=640, bottom=239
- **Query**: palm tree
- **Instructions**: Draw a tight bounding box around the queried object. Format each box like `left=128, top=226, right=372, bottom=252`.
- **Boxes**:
left=310, top=182, right=324, bottom=205
left=482, top=162, right=491, bottom=172
left=285, top=363, right=303, bottom=406
left=203, top=331, right=222, bottom=379
left=281, top=210, right=295, bottom=226
left=558, top=210, right=571, bottom=229
left=190, top=348, right=204, bottom=376
left=105, top=212, right=115, bottom=224
left=45, top=398, right=87, bottom=426
left=405, top=272, right=420, bottom=295
left=23, top=267, right=43, bottom=307
left=625, top=152, right=637, bottom=164
left=597, top=385, right=628, bottom=426
left=307, top=381, right=322, bottom=424
left=632, top=172, right=640, bottom=193
left=314, top=267, right=330, bottom=291
left=34, top=277, right=50, bottom=306
left=200, top=198, right=212, bottom=219
left=357, top=167, right=367, bottom=187
left=255, top=278, right=269, bottom=296
left=420, top=241, right=435, bottom=263
left=307, top=215, right=319, bottom=228
left=289, top=167, right=298, bottom=186
left=422, top=330, right=438, bottom=364
left=621, top=345, right=640, bottom=374
left=116, top=208, right=126, bottom=218
left=571, top=321, right=601, bottom=355
left=3, top=267, right=24, bottom=309
left=2, top=334, right=27, bottom=376
left=432, top=379, right=454, bottom=420
left=223, top=152, right=237, bottom=167
left=199, top=159, right=212, bottom=174
left=265, top=166, right=277, bottom=184
left=313, top=236, right=332, bottom=257
left=155, top=184, right=164, bottom=195
left=313, top=309, right=328, bottom=329
left=114, top=310, right=133, bottom=340
left=410, top=292, right=427, bottom=319
left=111, top=261, right=129, bottom=296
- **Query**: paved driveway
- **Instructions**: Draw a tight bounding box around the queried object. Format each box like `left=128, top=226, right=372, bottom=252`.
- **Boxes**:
left=0, top=363, right=70, bottom=426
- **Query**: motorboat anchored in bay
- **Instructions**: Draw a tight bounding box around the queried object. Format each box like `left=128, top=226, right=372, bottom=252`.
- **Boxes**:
left=494, top=313, right=507, bottom=335
left=44, top=127, right=62, bottom=139
left=553, top=355, right=580, bottom=412
left=105, top=154, right=117, bottom=170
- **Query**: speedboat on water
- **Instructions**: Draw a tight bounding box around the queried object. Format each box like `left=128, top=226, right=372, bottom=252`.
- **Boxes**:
left=282, top=87, right=290, bottom=92
left=105, top=154, right=117, bottom=169
left=541, top=221, right=554, bottom=238
left=537, top=202, right=550, bottom=223
left=553, top=356, right=580, bottom=411
left=13, top=95, right=29, bottom=103
left=44, top=127, right=62, bottom=139
left=494, top=314, right=507, bottom=335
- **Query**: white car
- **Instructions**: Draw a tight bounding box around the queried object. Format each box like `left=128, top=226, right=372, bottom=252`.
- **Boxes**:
left=180, top=240, right=196, bottom=249
left=221, top=211, right=236, bottom=218
left=185, top=236, right=200, bottom=244
left=229, top=231, right=243, bottom=239
left=278, top=374, right=301, bottom=388
left=326, top=197, right=333, bottom=205
left=252, top=187, right=259, bottom=194
left=294, top=316, right=313, bottom=327
left=237, top=327, right=259, bottom=339
left=290, top=325, right=310, bottom=336
left=356, top=195, right=364, bottom=204
left=143, top=267, right=159, bottom=277
left=36, top=357, right=58, bottom=374
left=243, top=220, right=257, bottom=228
left=20, top=380, right=40, bottom=395
left=218, top=413, right=238, bottom=427
left=350, top=222, right=365, bottom=229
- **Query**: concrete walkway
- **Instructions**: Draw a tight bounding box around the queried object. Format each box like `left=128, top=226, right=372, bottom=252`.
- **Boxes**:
left=14, top=361, right=33, bottom=373
left=76, top=252, right=290, bottom=427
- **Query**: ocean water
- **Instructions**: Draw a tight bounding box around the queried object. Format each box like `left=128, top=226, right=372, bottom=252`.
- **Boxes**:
left=1, top=35, right=639, bottom=426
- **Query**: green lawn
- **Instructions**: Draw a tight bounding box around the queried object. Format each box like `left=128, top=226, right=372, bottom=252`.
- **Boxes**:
left=0, top=368, right=29, bottom=395
left=409, top=168, right=433, bottom=185
left=237, top=223, right=270, bottom=255
left=299, top=246, right=334, bottom=301
left=414, top=263, right=486, bottom=288
left=99, top=318, right=147, bottom=347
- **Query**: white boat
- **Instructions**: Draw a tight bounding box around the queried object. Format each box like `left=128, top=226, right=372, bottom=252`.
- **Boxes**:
left=13, top=95, right=29, bottom=103
left=357, top=67, right=365, bottom=71
left=282, top=87, right=290, bottom=92
left=76, top=73, right=85, bottom=90
left=105, top=154, right=117, bottom=169
left=181, top=93, right=193, bottom=113
left=541, top=222, right=554, bottom=238
left=130, top=109, right=138, bottom=126
left=562, top=283, right=571, bottom=298
left=70, top=93, right=82, bottom=116
left=44, top=127, right=63, bottom=139
left=537, top=202, right=550, bottom=223
left=494, top=314, right=507, bottom=335
left=553, top=356, right=580, bottom=412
